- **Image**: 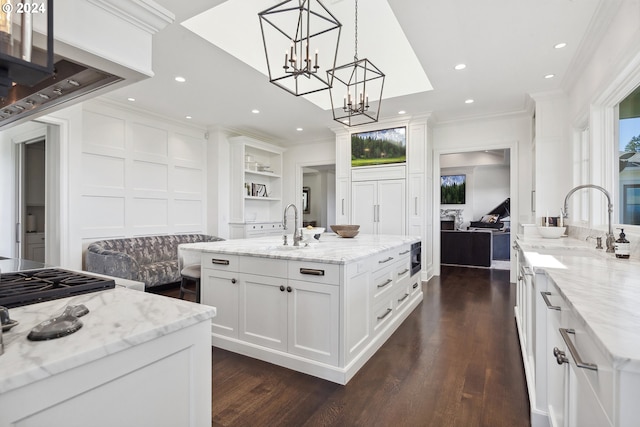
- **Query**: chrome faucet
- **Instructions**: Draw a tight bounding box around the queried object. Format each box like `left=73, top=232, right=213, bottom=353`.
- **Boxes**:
left=283, top=203, right=301, bottom=246
left=563, top=184, right=615, bottom=253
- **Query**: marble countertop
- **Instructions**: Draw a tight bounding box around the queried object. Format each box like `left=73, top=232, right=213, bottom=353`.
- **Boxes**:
left=179, top=233, right=421, bottom=265
left=515, top=234, right=640, bottom=372
left=0, top=288, right=216, bottom=394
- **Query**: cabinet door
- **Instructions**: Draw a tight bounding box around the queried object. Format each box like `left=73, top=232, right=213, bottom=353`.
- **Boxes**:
left=239, top=273, right=288, bottom=352
left=377, top=179, right=406, bottom=235
left=408, top=174, right=424, bottom=237
left=352, top=181, right=376, bottom=234
left=201, top=269, right=239, bottom=338
left=569, top=365, right=612, bottom=427
left=287, top=279, right=339, bottom=365
left=547, top=312, right=568, bottom=427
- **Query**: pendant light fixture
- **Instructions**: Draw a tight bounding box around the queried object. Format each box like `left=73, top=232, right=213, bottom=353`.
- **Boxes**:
left=0, top=0, right=53, bottom=97
left=327, top=0, right=385, bottom=127
left=259, top=0, right=342, bottom=97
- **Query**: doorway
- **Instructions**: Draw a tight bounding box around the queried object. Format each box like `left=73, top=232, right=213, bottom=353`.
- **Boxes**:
left=302, top=164, right=336, bottom=229
left=20, top=140, right=47, bottom=262
left=435, top=147, right=516, bottom=280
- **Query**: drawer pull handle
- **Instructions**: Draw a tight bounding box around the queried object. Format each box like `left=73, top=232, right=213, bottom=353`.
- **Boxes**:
left=398, top=268, right=410, bottom=276
left=399, top=250, right=410, bottom=255
left=377, top=308, right=392, bottom=320
left=211, top=259, right=230, bottom=265
left=300, top=268, right=324, bottom=276
left=398, top=293, right=409, bottom=303
left=559, top=328, right=598, bottom=371
left=412, top=282, right=419, bottom=289
left=541, top=292, right=561, bottom=311
left=379, top=256, right=394, bottom=264
left=377, top=279, right=393, bottom=288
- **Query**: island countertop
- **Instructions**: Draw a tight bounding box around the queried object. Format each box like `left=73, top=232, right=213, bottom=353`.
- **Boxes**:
left=179, top=233, right=421, bottom=265
left=0, top=287, right=216, bottom=394
left=516, top=234, right=640, bottom=371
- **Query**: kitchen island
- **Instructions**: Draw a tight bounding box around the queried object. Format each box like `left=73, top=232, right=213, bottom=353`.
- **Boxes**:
left=0, top=287, right=215, bottom=427
left=180, top=233, right=422, bottom=384
left=514, top=234, right=640, bottom=427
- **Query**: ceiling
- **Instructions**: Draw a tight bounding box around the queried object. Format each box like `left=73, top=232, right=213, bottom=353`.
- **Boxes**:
left=102, top=0, right=606, bottom=146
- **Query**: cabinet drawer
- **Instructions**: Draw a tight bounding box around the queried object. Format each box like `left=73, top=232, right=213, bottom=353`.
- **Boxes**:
left=239, top=256, right=287, bottom=278
left=372, top=299, right=394, bottom=333
left=371, top=249, right=397, bottom=273
left=25, top=232, right=45, bottom=244
left=202, top=254, right=239, bottom=271
left=371, top=267, right=395, bottom=302
left=288, top=261, right=340, bottom=285
left=394, top=258, right=412, bottom=285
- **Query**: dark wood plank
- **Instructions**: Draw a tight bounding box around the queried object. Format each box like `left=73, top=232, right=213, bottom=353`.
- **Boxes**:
left=156, top=266, right=531, bottom=427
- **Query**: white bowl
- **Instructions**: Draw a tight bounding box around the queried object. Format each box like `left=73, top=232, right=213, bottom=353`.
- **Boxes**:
left=300, top=227, right=325, bottom=241
left=537, top=226, right=566, bottom=239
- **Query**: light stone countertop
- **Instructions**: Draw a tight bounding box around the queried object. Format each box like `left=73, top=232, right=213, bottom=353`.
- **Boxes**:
left=516, top=234, right=640, bottom=372
left=179, top=233, right=421, bottom=265
left=0, top=287, right=216, bottom=394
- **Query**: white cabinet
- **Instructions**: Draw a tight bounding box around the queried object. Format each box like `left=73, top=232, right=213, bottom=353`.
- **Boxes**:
left=25, top=232, right=45, bottom=263
left=352, top=166, right=406, bottom=235
left=229, top=136, right=284, bottom=238
left=201, top=254, right=240, bottom=338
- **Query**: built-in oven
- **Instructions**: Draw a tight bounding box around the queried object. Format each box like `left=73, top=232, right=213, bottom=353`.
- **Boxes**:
left=410, top=241, right=422, bottom=276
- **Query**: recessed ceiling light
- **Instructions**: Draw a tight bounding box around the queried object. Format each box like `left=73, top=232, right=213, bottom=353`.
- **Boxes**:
left=465, top=99, right=474, bottom=104
left=175, top=76, right=186, bottom=83
left=251, top=109, right=260, bottom=114
left=544, top=74, right=555, bottom=79
left=398, top=110, right=406, bottom=115
left=554, top=43, right=567, bottom=49
left=454, top=64, right=466, bottom=70
left=127, top=97, right=135, bottom=102
left=185, top=115, right=192, bottom=119
left=296, top=127, right=303, bottom=131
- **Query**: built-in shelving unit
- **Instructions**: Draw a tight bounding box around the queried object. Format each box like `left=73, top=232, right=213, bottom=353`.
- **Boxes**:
left=229, top=136, right=285, bottom=239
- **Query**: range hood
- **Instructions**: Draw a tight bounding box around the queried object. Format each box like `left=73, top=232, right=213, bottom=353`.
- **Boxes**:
left=0, top=58, right=122, bottom=128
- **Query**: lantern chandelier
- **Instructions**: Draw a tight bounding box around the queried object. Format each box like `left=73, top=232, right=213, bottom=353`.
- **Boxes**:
left=327, top=0, right=385, bottom=127
left=258, top=0, right=342, bottom=97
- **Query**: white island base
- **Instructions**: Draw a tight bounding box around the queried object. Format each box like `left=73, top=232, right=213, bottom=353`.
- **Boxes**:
left=0, top=288, right=215, bottom=427
left=180, top=234, right=423, bottom=384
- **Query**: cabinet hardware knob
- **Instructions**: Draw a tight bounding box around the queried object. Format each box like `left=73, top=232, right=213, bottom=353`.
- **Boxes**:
left=231, top=278, right=237, bottom=284
left=553, top=347, right=568, bottom=365
left=286, top=286, right=292, bottom=292
left=280, top=285, right=285, bottom=292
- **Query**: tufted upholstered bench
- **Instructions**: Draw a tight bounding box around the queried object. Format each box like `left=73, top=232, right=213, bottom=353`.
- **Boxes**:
left=85, top=234, right=224, bottom=290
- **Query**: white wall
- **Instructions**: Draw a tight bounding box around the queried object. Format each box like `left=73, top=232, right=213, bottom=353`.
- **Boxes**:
left=283, top=139, right=336, bottom=220
left=433, top=114, right=532, bottom=226
left=78, top=102, right=208, bottom=259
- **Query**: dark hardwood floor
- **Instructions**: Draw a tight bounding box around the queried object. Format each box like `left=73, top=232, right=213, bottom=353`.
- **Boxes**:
left=155, top=266, right=530, bottom=427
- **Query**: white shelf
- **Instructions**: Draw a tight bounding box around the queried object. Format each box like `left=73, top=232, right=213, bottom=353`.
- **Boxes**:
left=245, top=196, right=281, bottom=201
left=245, top=170, right=281, bottom=178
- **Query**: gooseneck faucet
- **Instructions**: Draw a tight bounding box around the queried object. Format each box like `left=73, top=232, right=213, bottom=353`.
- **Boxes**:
left=563, top=184, right=615, bottom=253
left=283, top=203, right=301, bottom=246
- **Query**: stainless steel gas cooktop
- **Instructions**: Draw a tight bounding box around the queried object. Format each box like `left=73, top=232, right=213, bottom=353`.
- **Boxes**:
left=0, top=269, right=115, bottom=309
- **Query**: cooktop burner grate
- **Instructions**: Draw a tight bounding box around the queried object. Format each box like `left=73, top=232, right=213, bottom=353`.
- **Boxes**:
left=0, top=269, right=116, bottom=308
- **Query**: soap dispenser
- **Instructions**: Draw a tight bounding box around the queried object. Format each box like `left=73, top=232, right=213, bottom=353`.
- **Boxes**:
left=615, top=228, right=630, bottom=259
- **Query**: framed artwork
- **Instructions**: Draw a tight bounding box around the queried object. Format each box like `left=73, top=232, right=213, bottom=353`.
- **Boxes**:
left=351, top=126, right=406, bottom=167
left=441, top=174, right=466, bottom=204
left=252, top=183, right=267, bottom=197
left=302, top=187, right=310, bottom=214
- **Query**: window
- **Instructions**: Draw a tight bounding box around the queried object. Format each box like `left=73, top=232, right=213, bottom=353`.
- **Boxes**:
left=618, top=85, right=640, bottom=225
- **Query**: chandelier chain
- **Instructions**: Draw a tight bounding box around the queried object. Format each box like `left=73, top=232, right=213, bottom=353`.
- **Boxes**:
left=354, top=0, right=358, bottom=61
